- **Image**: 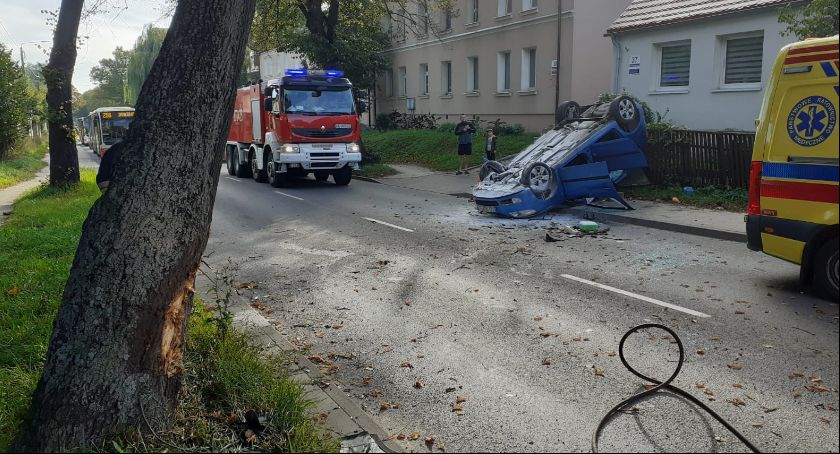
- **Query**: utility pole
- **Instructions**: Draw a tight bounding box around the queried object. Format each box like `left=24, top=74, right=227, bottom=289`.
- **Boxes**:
left=554, top=0, right=562, bottom=110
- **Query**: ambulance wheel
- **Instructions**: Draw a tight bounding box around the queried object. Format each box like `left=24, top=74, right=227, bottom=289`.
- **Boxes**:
left=521, top=162, right=557, bottom=200
left=479, top=160, right=506, bottom=181
left=813, top=237, right=839, bottom=301
left=609, top=95, right=640, bottom=132
left=555, top=101, right=580, bottom=127
left=333, top=166, right=352, bottom=186
left=251, top=152, right=267, bottom=183
left=314, top=172, right=329, bottom=182
left=268, top=162, right=289, bottom=188
left=226, top=146, right=236, bottom=176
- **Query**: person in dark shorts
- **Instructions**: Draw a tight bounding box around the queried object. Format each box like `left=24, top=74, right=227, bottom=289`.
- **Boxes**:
left=454, top=115, right=476, bottom=175
left=96, top=140, right=126, bottom=192
left=485, top=128, right=497, bottom=162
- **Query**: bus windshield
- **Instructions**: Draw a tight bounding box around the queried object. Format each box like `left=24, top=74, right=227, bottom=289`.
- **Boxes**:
left=282, top=87, right=354, bottom=115
left=100, top=112, right=134, bottom=145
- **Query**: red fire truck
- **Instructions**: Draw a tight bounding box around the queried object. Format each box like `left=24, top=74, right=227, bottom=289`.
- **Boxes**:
left=225, top=69, right=363, bottom=187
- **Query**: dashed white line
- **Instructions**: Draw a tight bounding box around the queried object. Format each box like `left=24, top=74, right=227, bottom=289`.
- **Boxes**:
left=362, top=217, right=414, bottom=232
left=224, top=177, right=242, bottom=182
left=274, top=191, right=304, bottom=201
left=560, top=274, right=711, bottom=319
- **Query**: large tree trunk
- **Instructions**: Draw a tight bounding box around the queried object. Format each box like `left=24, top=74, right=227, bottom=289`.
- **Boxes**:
left=45, top=0, right=82, bottom=187
left=11, top=0, right=256, bottom=451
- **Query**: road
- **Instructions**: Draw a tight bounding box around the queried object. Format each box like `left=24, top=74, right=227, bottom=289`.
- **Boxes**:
left=203, top=172, right=839, bottom=453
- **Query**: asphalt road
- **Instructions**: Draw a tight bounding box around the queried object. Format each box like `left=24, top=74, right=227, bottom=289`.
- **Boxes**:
left=203, top=171, right=839, bottom=453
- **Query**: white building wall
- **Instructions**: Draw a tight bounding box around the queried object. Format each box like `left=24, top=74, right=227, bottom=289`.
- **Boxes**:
left=612, top=8, right=796, bottom=131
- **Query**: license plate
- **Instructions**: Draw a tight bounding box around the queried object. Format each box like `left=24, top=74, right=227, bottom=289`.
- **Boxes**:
left=477, top=205, right=496, bottom=213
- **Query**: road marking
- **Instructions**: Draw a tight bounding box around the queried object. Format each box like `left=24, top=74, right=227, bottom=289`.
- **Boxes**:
left=362, top=217, right=414, bottom=232
left=560, top=274, right=711, bottom=319
left=275, top=191, right=304, bottom=201
left=224, top=177, right=241, bottom=182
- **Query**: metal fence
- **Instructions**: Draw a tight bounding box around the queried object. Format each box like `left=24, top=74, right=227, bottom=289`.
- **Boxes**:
left=645, top=129, right=755, bottom=188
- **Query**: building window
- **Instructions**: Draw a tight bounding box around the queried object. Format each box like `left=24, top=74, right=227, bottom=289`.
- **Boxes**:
left=723, top=34, right=764, bottom=85
left=498, top=0, right=512, bottom=16
left=418, top=3, right=429, bottom=36
left=466, top=57, right=479, bottom=93
left=658, top=42, right=691, bottom=88
left=396, top=17, right=407, bottom=41
left=521, top=47, right=536, bottom=91
left=383, top=70, right=394, bottom=97
left=522, top=0, right=537, bottom=11
left=497, top=51, right=511, bottom=92
left=398, top=66, right=407, bottom=97
left=441, top=61, right=452, bottom=95
left=419, top=63, right=429, bottom=95
left=468, top=0, right=479, bottom=23
left=440, top=9, right=452, bottom=32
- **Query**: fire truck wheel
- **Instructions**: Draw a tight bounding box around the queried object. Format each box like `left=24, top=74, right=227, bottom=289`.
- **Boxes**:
left=314, top=172, right=330, bottom=182
left=268, top=162, right=289, bottom=188
left=226, top=146, right=236, bottom=176
left=251, top=152, right=267, bottom=183
left=814, top=237, right=839, bottom=301
left=234, top=153, right=251, bottom=178
left=333, top=166, right=352, bottom=186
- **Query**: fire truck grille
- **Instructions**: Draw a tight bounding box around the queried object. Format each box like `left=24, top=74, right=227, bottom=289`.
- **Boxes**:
left=293, top=128, right=351, bottom=138
left=311, top=162, right=338, bottom=168
left=310, top=152, right=340, bottom=158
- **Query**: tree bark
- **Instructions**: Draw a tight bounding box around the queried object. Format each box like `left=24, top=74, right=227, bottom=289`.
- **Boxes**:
left=45, top=0, right=83, bottom=187
left=11, top=0, right=256, bottom=451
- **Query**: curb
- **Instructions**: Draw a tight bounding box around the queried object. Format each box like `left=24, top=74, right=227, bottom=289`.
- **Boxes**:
left=228, top=295, right=402, bottom=453
left=571, top=206, right=748, bottom=243
left=352, top=174, right=383, bottom=184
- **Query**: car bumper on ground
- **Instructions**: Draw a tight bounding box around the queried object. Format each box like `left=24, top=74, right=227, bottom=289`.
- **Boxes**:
left=474, top=188, right=553, bottom=218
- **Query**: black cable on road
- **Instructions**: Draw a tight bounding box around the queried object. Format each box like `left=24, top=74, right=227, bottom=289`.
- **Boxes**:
left=592, top=323, right=761, bottom=453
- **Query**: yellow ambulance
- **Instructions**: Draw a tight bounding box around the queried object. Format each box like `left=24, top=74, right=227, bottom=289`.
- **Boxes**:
left=746, top=35, right=839, bottom=301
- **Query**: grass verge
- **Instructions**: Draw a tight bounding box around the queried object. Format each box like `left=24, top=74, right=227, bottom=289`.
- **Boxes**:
left=623, top=184, right=748, bottom=212
left=0, top=140, right=48, bottom=190
left=354, top=163, right=398, bottom=178
left=362, top=129, right=536, bottom=172
left=0, top=170, right=335, bottom=452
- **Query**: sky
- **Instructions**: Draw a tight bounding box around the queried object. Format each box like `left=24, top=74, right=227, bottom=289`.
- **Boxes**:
left=0, top=0, right=172, bottom=92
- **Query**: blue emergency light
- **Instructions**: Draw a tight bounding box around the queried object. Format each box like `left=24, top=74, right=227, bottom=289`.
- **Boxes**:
left=286, top=69, right=308, bottom=77
left=285, top=68, right=344, bottom=78
left=325, top=70, right=344, bottom=78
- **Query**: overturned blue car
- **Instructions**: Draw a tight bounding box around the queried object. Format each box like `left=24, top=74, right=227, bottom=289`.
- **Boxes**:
left=473, top=96, right=648, bottom=218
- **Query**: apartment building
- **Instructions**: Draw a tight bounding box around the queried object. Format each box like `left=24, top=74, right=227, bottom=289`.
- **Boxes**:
left=375, top=0, right=632, bottom=132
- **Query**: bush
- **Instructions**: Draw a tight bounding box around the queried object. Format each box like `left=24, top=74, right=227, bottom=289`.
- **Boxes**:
left=0, top=44, right=33, bottom=161
left=375, top=111, right=439, bottom=130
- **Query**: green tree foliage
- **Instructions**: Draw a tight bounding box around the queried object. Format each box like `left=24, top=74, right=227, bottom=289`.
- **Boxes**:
left=0, top=44, right=33, bottom=160
left=125, top=25, right=168, bottom=104
left=250, top=0, right=391, bottom=90
left=779, top=0, right=839, bottom=39
left=89, top=47, right=130, bottom=105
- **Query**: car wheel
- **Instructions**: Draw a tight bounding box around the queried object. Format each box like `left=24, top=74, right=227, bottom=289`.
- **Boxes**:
left=479, top=160, right=506, bottom=181
left=333, top=166, right=352, bottom=186
left=555, top=101, right=581, bottom=127
left=314, top=172, right=329, bottom=182
left=609, top=95, right=640, bottom=132
left=226, top=146, right=235, bottom=176
left=813, top=237, right=839, bottom=301
left=520, top=162, right=557, bottom=200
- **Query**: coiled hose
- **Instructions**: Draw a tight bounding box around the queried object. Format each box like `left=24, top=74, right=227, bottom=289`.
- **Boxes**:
left=592, top=323, right=761, bottom=453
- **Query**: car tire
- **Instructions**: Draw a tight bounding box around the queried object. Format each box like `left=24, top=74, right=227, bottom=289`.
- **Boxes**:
left=520, top=162, right=557, bottom=200
left=314, top=172, right=329, bottom=182
left=251, top=151, right=267, bottom=183
left=333, top=166, right=352, bottom=186
left=813, top=237, right=839, bottom=301
left=226, top=146, right=236, bottom=176
left=555, top=101, right=581, bottom=127
left=609, top=95, right=640, bottom=132
left=479, top=160, right=506, bottom=181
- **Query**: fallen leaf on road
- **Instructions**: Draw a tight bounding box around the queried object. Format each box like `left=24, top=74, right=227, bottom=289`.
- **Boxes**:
left=400, top=361, right=413, bottom=369
left=729, top=398, right=746, bottom=407
left=594, top=368, right=606, bottom=377
left=308, top=355, right=328, bottom=364
left=414, top=381, right=424, bottom=389
left=789, top=372, right=804, bottom=379
left=643, top=384, right=656, bottom=391
left=236, top=282, right=257, bottom=289
left=735, top=310, right=745, bottom=315
left=763, top=406, right=779, bottom=413
left=332, top=323, right=344, bottom=329
left=445, top=387, right=456, bottom=393
left=394, top=433, right=406, bottom=441
left=380, top=401, right=392, bottom=411
left=452, top=404, right=462, bottom=412
left=727, top=363, right=743, bottom=370
left=436, top=443, right=446, bottom=451
left=808, top=375, right=823, bottom=383
left=751, top=421, right=764, bottom=428
left=733, top=384, right=744, bottom=388
left=696, top=350, right=705, bottom=355
left=362, top=376, right=372, bottom=386
left=404, top=300, right=412, bottom=306
left=806, top=385, right=832, bottom=393
left=322, top=365, right=340, bottom=375
left=695, top=383, right=706, bottom=389
left=456, top=396, right=467, bottom=403
left=314, top=331, right=326, bottom=338
left=369, top=388, right=384, bottom=397
left=533, top=316, right=543, bottom=321
left=819, top=417, right=830, bottom=424
left=542, top=358, right=551, bottom=365
left=704, top=388, right=715, bottom=396
left=5, top=287, right=20, bottom=296
left=792, top=392, right=801, bottom=398
left=540, top=332, right=553, bottom=338
left=607, top=351, right=617, bottom=357
left=408, top=432, right=421, bottom=441
left=425, top=436, right=436, bottom=446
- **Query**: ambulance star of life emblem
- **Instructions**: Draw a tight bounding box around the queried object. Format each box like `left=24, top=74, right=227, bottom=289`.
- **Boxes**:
left=787, top=95, right=836, bottom=147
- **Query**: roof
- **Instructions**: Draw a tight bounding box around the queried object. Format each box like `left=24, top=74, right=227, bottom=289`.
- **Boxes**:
left=91, top=106, right=135, bottom=113
left=607, top=0, right=794, bottom=34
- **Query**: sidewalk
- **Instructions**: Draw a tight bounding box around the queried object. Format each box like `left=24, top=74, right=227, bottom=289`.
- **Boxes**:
left=367, top=164, right=747, bottom=242
left=0, top=146, right=100, bottom=226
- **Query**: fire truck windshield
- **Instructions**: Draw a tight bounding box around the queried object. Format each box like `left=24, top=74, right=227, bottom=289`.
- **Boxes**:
left=283, top=87, right=354, bottom=115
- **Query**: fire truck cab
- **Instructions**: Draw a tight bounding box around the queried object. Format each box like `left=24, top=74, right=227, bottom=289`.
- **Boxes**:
left=226, top=69, right=363, bottom=187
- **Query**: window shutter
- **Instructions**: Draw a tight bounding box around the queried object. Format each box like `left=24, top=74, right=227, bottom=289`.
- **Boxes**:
left=660, top=44, right=691, bottom=87
left=725, top=36, right=763, bottom=84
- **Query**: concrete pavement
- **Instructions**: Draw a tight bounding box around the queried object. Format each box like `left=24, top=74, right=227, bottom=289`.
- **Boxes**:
left=203, top=170, right=839, bottom=453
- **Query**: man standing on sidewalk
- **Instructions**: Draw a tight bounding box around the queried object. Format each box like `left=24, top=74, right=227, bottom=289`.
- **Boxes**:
left=454, top=115, right=475, bottom=175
